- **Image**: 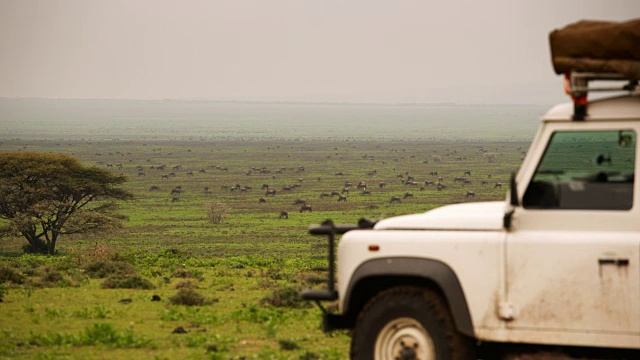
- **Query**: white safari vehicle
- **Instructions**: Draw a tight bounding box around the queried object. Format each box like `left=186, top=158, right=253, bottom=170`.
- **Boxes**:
left=303, top=20, right=640, bottom=360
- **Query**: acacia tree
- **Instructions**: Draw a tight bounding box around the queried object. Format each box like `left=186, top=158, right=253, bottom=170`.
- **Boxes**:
left=0, top=152, right=133, bottom=255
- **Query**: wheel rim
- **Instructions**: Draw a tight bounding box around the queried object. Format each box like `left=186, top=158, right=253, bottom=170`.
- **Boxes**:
left=374, top=317, right=436, bottom=360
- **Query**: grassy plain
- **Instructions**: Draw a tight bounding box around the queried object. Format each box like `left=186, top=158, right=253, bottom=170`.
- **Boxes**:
left=0, top=100, right=537, bottom=359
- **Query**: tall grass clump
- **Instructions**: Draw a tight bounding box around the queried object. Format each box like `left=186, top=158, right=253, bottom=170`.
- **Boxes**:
left=28, top=323, right=153, bottom=348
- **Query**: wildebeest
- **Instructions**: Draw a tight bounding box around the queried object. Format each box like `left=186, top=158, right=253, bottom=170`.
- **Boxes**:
left=282, top=186, right=292, bottom=191
left=161, top=174, right=169, bottom=179
left=262, top=184, right=269, bottom=190
left=319, top=193, right=330, bottom=198
left=259, top=197, right=267, bottom=203
left=361, top=190, right=371, bottom=195
left=495, top=183, right=502, bottom=188
left=481, top=180, right=489, bottom=186
left=357, top=181, right=367, bottom=189
left=437, top=184, right=447, bottom=191
left=403, top=192, right=414, bottom=199
left=464, top=170, right=472, bottom=176
left=425, top=180, right=434, bottom=186
left=266, top=189, right=277, bottom=196
left=419, top=186, right=425, bottom=191
left=330, top=191, right=340, bottom=196
left=390, top=196, right=402, bottom=204
left=149, top=186, right=159, bottom=191
left=379, top=181, right=386, bottom=188
left=454, top=176, right=466, bottom=182
left=338, top=195, right=347, bottom=202
left=204, top=187, right=211, bottom=194
left=171, top=196, right=179, bottom=203
left=430, top=171, right=438, bottom=176
left=199, top=168, right=206, bottom=173
left=293, top=199, right=306, bottom=205
left=466, top=191, right=475, bottom=197
left=300, top=204, right=312, bottom=212
left=279, top=211, right=288, bottom=219
left=171, top=187, right=183, bottom=195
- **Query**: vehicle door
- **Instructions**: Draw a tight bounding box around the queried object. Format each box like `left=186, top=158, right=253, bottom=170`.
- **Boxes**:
left=506, top=124, right=639, bottom=336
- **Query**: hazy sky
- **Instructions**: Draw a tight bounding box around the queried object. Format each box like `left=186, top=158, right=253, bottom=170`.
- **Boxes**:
left=1, top=0, right=638, bottom=104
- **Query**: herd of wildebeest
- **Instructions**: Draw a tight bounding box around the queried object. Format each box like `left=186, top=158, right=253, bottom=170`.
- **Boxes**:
left=80, top=140, right=526, bottom=219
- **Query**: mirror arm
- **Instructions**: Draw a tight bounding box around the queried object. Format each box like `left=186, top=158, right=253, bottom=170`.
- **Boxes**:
left=504, top=172, right=518, bottom=229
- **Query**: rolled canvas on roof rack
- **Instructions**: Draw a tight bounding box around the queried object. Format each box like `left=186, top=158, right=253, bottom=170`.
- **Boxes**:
left=549, top=18, right=640, bottom=79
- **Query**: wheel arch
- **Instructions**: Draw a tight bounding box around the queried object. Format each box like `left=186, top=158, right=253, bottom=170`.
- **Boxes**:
left=343, top=257, right=475, bottom=337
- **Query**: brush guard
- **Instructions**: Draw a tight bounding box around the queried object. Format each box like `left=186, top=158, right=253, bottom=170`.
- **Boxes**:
left=301, top=218, right=376, bottom=331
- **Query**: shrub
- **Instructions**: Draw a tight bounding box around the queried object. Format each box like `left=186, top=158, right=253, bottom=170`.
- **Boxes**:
left=0, top=265, right=25, bottom=285
left=168, top=287, right=211, bottom=306
left=260, top=286, right=310, bottom=309
left=204, top=203, right=230, bottom=224
left=278, top=339, right=300, bottom=351
left=171, top=268, right=204, bottom=281
left=101, top=275, right=155, bottom=290
left=31, top=267, right=78, bottom=288
left=83, top=260, right=136, bottom=279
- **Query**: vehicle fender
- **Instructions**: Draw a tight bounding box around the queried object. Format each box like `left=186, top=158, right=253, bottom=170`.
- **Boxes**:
left=343, top=257, right=474, bottom=337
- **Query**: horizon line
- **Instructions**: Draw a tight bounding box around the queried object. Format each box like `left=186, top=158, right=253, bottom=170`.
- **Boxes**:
left=0, top=96, right=555, bottom=107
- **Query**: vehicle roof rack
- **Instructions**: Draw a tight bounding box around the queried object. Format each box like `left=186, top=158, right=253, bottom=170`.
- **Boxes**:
left=564, top=71, right=639, bottom=121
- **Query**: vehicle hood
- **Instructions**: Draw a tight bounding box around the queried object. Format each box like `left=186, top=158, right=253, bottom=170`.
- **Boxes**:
left=373, top=201, right=506, bottom=231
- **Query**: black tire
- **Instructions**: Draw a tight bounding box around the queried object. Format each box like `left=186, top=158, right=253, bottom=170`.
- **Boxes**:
left=350, top=286, right=475, bottom=360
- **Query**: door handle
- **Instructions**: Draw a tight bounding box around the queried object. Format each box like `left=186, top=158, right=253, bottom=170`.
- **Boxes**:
left=598, top=258, right=629, bottom=266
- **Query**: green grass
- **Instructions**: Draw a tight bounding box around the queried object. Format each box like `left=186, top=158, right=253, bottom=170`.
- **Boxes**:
left=0, top=137, right=526, bottom=358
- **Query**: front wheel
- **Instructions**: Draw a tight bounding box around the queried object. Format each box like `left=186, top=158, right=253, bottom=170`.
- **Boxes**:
left=350, top=286, right=475, bottom=360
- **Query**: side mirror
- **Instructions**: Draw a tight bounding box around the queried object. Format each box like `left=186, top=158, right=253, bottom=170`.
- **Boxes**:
left=509, top=172, right=518, bottom=207
left=619, top=131, right=633, bottom=147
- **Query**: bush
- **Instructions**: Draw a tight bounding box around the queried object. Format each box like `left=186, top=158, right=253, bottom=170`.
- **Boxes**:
left=204, top=203, right=230, bottom=224
left=168, top=287, right=211, bottom=306
left=0, top=265, right=25, bottom=285
left=83, top=260, right=136, bottom=279
left=171, top=268, right=204, bottom=281
left=260, top=286, right=310, bottom=309
left=101, top=275, right=155, bottom=289
left=22, top=238, right=48, bottom=254
left=278, top=339, right=300, bottom=351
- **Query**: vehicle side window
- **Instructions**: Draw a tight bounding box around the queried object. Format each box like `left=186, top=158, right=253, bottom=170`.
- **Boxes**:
left=523, top=130, right=635, bottom=210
